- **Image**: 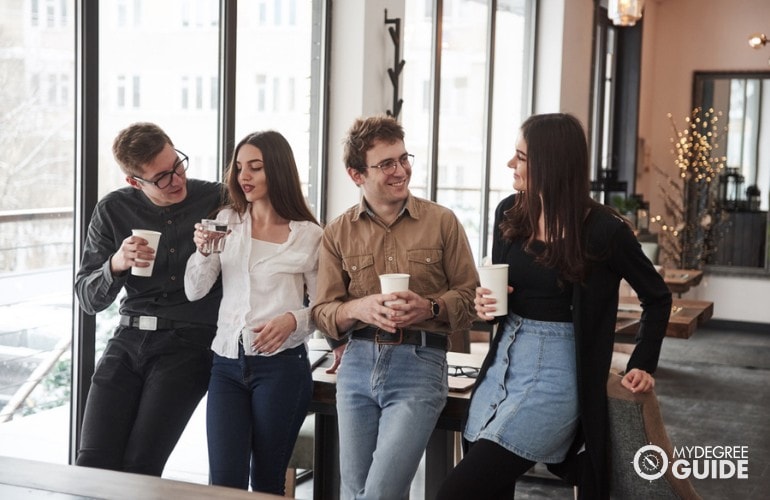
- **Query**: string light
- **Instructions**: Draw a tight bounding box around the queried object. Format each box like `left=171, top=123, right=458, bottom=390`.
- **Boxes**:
left=748, top=33, right=767, bottom=49
left=651, top=108, right=726, bottom=269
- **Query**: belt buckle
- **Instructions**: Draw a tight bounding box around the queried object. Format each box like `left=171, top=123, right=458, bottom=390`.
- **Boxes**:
left=374, top=328, right=403, bottom=345
left=138, top=316, right=158, bottom=331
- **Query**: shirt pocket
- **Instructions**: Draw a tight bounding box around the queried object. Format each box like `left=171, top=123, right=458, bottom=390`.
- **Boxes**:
left=342, top=254, right=377, bottom=297
left=407, top=249, right=445, bottom=295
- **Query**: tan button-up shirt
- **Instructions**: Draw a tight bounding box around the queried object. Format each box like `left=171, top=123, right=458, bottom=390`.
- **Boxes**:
left=312, top=194, right=479, bottom=339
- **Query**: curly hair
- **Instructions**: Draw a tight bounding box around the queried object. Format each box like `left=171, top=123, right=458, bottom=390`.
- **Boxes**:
left=343, top=115, right=405, bottom=173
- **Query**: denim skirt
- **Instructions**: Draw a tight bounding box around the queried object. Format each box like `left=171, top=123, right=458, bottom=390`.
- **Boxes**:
left=464, top=312, right=578, bottom=463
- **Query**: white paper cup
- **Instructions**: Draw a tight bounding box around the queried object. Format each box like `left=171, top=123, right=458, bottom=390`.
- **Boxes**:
left=201, top=219, right=229, bottom=254
left=131, top=229, right=162, bottom=277
left=477, top=264, right=509, bottom=316
left=379, top=273, right=410, bottom=306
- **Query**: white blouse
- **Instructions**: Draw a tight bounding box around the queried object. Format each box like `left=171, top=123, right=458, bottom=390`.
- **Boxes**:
left=184, top=207, right=323, bottom=359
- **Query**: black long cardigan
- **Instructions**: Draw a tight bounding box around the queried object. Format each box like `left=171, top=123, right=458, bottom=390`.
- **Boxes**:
left=476, top=194, right=672, bottom=499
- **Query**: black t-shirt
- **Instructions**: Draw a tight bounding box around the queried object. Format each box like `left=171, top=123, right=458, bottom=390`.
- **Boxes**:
left=507, top=238, right=573, bottom=323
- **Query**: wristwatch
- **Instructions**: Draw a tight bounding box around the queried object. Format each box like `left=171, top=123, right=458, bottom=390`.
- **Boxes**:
left=429, top=298, right=440, bottom=319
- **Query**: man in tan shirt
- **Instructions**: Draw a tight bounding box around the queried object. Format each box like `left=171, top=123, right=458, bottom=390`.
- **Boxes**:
left=312, top=115, right=478, bottom=499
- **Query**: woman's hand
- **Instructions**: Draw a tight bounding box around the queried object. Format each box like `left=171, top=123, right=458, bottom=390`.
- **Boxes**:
left=250, top=313, right=297, bottom=354
left=621, top=368, right=655, bottom=393
left=193, top=223, right=210, bottom=255
left=474, top=285, right=512, bottom=320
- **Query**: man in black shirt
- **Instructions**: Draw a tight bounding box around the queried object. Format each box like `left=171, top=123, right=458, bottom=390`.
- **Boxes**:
left=74, top=122, right=223, bottom=476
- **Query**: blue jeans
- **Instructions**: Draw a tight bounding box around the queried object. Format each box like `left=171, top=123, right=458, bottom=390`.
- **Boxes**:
left=206, top=344, right=312, bottom=494
left=76, top=325, right=214, bottom=475
left=336, top=339, right=448, bottom=500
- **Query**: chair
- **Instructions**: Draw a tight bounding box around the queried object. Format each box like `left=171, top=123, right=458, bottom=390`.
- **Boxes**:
left=640, top=241, right=660, bottom=265
left=285, top=414, right=315, bottom=498
left=605, top=373, right=701, bottom=499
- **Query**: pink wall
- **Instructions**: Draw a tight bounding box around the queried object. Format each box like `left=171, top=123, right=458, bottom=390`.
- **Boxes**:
left=638, top=0, right=770, bottom=214
left=637, top=0, right=770, bottom=322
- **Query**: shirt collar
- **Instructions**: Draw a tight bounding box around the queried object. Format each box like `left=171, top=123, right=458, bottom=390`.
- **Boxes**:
left=353, top=193, right=419, bottom=222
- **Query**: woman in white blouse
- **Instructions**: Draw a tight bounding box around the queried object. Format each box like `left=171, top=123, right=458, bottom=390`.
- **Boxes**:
left=184, top=130, right=322, bottom=495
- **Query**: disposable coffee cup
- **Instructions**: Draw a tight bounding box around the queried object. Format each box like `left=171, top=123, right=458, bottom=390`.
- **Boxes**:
left=201, top=219, right=229, bottom=254
left=477, top=264, right=509, bottom=316
left=131, top=229, right=162, bottom=277
left=379, top=273, right=410, bottom=306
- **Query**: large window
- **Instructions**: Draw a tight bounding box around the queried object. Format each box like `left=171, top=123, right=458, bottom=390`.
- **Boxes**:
left=235, top=0, right=317, bottom=206
left=0, top=0, right=75, bottom=463
left=99, top=0, right=222, bottom=197
left=0, top=0, right=328, bottom=478
left=402, top=0, right=535, bottom=263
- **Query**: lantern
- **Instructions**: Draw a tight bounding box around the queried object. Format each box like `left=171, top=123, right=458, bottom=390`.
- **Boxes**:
left=719, top=167, right=744, bottom=211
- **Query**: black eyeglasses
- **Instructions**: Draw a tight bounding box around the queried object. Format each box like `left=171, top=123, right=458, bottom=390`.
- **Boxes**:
left=132, top=149, right=189, bottom=189
left=448, top=365, right=479, bottom=378
left=368, top=153, right=414, bottom=175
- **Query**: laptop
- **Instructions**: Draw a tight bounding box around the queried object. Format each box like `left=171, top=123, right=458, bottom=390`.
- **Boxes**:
left=308, top=350, right=328, bottom=370
left=448, top=376, right=476, bottom=393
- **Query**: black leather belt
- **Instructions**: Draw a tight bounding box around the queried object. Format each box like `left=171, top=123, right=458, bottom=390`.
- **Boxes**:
left=352, top=326, right=449, bottom=351
left=120, top=315, right=180, bottom=331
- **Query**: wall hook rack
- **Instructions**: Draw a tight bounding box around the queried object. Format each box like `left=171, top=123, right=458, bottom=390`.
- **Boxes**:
left=384, top=9, right=405, bottom=119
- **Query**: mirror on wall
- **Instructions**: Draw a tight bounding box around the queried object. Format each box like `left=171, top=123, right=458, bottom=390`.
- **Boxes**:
left=693, top=71, right=770, bottom=272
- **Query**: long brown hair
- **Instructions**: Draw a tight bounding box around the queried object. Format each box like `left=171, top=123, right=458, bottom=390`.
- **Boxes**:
left=224, top=131, right=319, bottom=225
left=500, top=113, right=599, bottom=282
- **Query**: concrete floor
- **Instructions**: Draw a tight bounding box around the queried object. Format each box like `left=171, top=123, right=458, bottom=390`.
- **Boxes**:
left=513, top=326, right=770, bottom=499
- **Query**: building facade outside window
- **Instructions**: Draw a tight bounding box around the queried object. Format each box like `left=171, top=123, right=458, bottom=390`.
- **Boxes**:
left=0, top=1, right=325, bottom=482
left=402, top=0, right=535, bottom=263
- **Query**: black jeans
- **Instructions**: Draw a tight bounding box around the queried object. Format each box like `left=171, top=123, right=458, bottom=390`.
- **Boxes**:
left=76, top=325, right=214, bottom=476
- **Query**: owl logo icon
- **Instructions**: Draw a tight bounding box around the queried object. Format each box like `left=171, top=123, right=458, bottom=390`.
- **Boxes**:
left=633, top=444, right=669, bottom=481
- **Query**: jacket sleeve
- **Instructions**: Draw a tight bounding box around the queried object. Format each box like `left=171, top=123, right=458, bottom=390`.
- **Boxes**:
left=610, top=222, right=672, bottom=373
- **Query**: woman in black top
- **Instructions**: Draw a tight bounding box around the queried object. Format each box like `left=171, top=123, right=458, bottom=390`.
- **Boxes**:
left=437, top=113, right=672, bottom=499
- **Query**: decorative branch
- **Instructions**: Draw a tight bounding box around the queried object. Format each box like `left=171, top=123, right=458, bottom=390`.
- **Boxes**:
left=650, top=107, right=727, bottom=269
left=384, top=9, right=405, bottom=119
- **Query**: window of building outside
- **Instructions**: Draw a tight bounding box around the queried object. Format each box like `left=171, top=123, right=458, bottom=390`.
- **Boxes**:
left=0, top=0, right=321, bottom=481
left=235, top=0, right=315, bottom=207
left=0, top=0, right=76, bottom=463
left=402, top=0, right=533, bottom=264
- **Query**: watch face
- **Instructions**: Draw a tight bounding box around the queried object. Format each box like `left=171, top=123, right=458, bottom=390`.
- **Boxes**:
left=431, top=299, right=440, bottom=317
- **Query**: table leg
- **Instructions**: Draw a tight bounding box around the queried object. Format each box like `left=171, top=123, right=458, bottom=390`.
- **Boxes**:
left=424, top=428, right=455, bottom=499
left=313, top=413, right=340, bottom=500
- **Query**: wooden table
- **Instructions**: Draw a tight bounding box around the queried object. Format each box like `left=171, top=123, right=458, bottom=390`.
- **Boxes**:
left=308, top=350, right=483, bottom=500
left=663, top=268, right=704, bottom=295
left=616, top=297, right=714, bottom=339
left=0, top=455, right=281, bottom=500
